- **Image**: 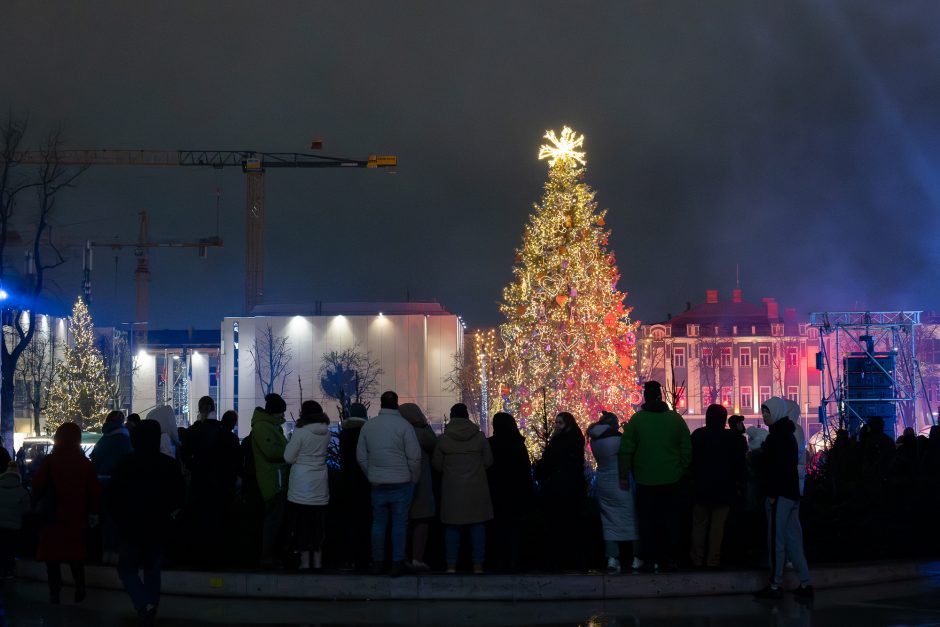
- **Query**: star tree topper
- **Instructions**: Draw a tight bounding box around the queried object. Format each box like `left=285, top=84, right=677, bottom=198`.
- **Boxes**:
left=538, top=126, right=586, bottom=167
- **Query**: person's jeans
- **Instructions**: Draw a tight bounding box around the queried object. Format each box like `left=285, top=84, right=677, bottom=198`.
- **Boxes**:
left=444, top=523, right=486, bottom=566
left=117, top=542, right=163, bottom=612
left=261, top=492, right=286, bottom=567
left=635, top=482, right=680, bottom=566
left=371, top=483, right=414, bottom=564
left=690, top=503, right=731, bottom=567
left=766, top=496, right=811, bottom=586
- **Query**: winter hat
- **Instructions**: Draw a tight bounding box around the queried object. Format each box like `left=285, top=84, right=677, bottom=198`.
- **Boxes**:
left=264, top=393, right=287, bottom=415
left=643, top=380, right=663, bottom=401
left=349, top=402, right=368, bottom=419
left=450, top=403, right=470, bottom=419
left=399, top=403, right=428, bottom=426
left=761, top=397, right=788, bottom=424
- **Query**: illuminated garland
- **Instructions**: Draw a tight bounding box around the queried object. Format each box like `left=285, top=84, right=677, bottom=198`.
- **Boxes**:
left=45, top=298, right=113, bottom=434
left=499, top=126, right=639, bottom=458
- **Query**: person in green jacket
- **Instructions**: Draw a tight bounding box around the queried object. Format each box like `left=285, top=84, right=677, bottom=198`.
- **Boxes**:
left=618, top=380, right=691, bottom=572
left=252, top=393, right=289, bottom=568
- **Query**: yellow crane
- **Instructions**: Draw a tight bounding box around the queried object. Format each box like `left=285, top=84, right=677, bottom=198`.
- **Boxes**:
left=82, top=210, right=223, bottom=345
left=11, top=149, right=397, bottom=313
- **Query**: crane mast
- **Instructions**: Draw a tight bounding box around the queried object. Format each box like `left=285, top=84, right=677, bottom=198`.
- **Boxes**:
left=10, top=149, right=397, bottom=313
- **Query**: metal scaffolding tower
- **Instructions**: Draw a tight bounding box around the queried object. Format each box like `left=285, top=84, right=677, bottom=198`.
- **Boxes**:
left=810, top=311, right=933, bottom=442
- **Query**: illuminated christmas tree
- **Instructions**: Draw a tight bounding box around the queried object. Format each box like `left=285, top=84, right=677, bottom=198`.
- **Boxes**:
left=45, top=298, right=113, bottom=433
left=499, top=127, right=639, bottom=456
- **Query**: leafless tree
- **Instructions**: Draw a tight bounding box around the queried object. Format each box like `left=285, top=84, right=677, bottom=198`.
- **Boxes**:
left=319, top=344, right=383, bottom=418
left=249, top=323, right=293, bottom=397
left=0, top=118, right=85, bottom=451
left=13, top=321, right=57, bottom=436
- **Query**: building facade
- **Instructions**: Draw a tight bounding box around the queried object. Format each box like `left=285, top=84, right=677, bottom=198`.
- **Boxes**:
left=637, top=289, right=822, bottom=439
left=219, top=302, right=463, bottom=437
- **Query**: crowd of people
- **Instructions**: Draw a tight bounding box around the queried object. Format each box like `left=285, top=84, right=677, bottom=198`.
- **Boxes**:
left=1, top=381, right=939, bottom=621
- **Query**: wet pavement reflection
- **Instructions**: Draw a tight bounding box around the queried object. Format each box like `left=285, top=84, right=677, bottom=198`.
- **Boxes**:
left=3, top=577, right=940, bottom=626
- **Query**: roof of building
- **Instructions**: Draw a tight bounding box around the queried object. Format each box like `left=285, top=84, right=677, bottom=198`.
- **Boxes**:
left=241, top=301, right=455, bottom=317
left=645, top=290, right=802, bottom=337
left=138, top=329, right=221, bottom=349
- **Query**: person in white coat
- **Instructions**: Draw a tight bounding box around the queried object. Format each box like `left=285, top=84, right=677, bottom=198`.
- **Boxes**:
left=147, top=406, right=181, bottom=460
left=283, top=401, right=331, bottom=570
left=587, top=412, right=637, bottom=574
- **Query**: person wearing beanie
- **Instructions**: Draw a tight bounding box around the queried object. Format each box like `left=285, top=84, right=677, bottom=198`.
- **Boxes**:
left=754, top=397, right=812, bottom=599
left=433, top=403, right=493, bottom=573
left=618, top=380, right=690, bottom=572
left=91, top=411, right=133, bottom=482
left=398, top=403, right=438, bottom=571
left=339, top=402, right=371, bottom=571
left=689, top=404, right=746, bottom=568
left=251, top=392, right=290, bottom=568
left=283, top=399, right=331, bottom=570
left=587, top=412, right=637, bottom=574
left=356, top=391, right=421, bottom=576
left=91, top=410, right=133, bottom=566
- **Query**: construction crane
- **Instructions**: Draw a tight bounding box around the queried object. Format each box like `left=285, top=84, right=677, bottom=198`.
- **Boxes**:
left=81, top=211, right=223, bottom=345
left=10, top=149, right=397, bottom=313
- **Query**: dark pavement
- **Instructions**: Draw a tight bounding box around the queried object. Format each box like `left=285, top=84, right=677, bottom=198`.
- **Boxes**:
left=3, top=575, right=940, bottom=626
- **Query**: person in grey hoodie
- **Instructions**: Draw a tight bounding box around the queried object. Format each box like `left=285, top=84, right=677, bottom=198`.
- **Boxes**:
left=356, top=391, right=421, bottom=576
left=754, top=397, right=812, bottom=600
left=432, top=403, right=493, bottom=574
left=0, top=461, right=30, bottom=578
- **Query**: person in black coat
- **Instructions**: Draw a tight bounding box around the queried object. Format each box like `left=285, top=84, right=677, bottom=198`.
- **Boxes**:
left=109, top=419, right=185, bottom=623
left=689, top=405, right=746, bottom=568
left=181, top=398, right=241, bottom=567
left=486, top=412, right=533, bottom=572
left=534, top=412, right=586, bottom=571
left=338, top=402, right=372, bottom=570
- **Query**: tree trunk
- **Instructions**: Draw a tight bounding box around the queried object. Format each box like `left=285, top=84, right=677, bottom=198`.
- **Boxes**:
left=1, top=346, right=15, bottom=453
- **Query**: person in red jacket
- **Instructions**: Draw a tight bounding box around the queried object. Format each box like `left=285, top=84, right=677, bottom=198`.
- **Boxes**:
left=32, top=422, right=101, bottom=604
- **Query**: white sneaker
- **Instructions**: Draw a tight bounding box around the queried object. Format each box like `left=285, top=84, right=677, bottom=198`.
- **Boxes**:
left=606, top=557, right=621, bottom=574
left=631, top=557, right=643, bottom=571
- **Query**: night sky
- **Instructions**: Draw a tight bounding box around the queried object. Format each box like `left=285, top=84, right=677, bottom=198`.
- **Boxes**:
left=3, top=1, right=939, bottom=330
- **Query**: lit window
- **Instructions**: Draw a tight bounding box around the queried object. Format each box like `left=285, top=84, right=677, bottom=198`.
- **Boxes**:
left=702, top=347, right=713, bottom=367
left=740, top=346, right=751, bottom=367
left=721, top=386, right=733, bottom=407
left=787, top=346, right=799, bottom=367
left=673, top=346, right=686, bottom=368
left=771, top=323, right=784, bottom=337
left=687, top=324, right=699, bottom=337
left=732, top=325, right=738, bottom=335
left=759, top=386, right=771, bottom=405
left=758, top=346, right=770, bottom=367
left=740, top=386, right=752, bottom=410
left=798, top=323, right=808, bottom=336
left=787, top=386, right=799, bottom=403
left=702, top=386, right=713, bottom=406
left=807, top=327, right=819, bottom=340
left=720, top=346, right=732, bottom=367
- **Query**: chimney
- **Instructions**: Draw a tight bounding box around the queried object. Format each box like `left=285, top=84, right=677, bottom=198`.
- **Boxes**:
left=706, top=289, right=719, bottom=304
left=762, top=297, right=779, bottom=320
left=784, top=308, right=797, bottom=322
left=732, top=289, right=742, bottom=303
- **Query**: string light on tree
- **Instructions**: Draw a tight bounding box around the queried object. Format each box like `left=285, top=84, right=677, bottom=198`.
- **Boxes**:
left=45, top=297, right=114, bottom=433
left=500, top=126, right=639, bottom=457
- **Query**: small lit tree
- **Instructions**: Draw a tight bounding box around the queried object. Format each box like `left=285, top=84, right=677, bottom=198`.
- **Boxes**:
left=45, top=298, right=113, bottom=433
